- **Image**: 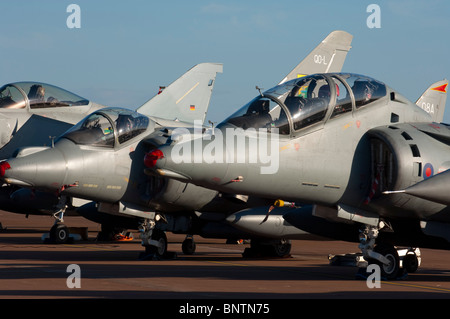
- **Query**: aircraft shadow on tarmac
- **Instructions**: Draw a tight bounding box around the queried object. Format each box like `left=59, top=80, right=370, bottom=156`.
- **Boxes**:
left=1, top=247, right=450, bottom=283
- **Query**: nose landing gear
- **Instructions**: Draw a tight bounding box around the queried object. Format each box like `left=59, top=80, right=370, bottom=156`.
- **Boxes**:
left=139, top=216, right=173, bottom=260
left=45, top=196, right=71, bottom=244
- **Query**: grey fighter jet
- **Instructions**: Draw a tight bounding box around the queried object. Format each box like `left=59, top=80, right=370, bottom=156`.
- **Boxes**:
left=0, top=63, right=223, bottom=240
left=147, top=73, right=448, bottom=278
left=0, top=31, right=353, bottom=256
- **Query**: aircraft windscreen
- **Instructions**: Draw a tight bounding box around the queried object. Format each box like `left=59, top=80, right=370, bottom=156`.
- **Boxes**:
left=265, top=74, right=331, bottom=131
left=61, top=108, right=150, bottom=147
left=62, top=113, right=115, bottom=147
left=0, top=82, right=89, bottom=109
left=341, top=74, right=387, bottom=108
left=220, top=74, right=387, bottom=134
left=115, top=110, right=150, bottom=144
left=0, top=84, right=27, bottom=109
left=220, top=96, right=290, bottom=135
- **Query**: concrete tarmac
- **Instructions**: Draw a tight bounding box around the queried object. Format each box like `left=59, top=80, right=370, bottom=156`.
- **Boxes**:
left=1, top=211, right=450, bottom=301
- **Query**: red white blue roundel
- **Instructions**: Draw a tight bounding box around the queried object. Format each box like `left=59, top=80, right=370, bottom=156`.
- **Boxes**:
left=423, top=163, right=434, bottom=179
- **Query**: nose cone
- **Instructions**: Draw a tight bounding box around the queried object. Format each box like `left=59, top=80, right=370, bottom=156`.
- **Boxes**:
left=146, top=131, right=247, bottom=192
left=398, top=169, right=450, bottom=206
left=144, top=145, right=194, bottom=181
left=1, top=147, right=67, bottom=190
left=144, top=149, right=165, bottom=168
left=0, top=161, right=11, bottom=177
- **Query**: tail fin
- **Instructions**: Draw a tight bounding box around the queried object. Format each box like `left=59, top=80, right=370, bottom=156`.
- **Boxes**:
left=137, top=63, right=223, bottom=124
left=415, top=79, right=448, bottom=123
left=279, top=30, right=353, bottom=84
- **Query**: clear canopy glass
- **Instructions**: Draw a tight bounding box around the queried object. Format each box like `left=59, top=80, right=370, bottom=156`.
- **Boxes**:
left=0, top=82, right=89, bottom=109
left=61, top=108, right=150, bottom=148
left=220, top=73, right=387, bottom=134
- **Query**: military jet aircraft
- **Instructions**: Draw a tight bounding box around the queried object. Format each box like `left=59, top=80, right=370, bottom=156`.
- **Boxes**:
left=0, top=63, right=223, bottom=240
left=0, top=31, right=354, bottom=256
left=144, top=73, right=448, bottom=278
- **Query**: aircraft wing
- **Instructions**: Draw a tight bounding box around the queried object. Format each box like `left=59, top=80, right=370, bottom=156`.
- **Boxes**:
left=409, top=121, right=450, bottom=143
left=0, top=115, right=73, bottom=160
left=278, top=30, right=353, bottom=84
left=136, top=63, right=223, bottom=125
left=415, top=79, right=448, bottom=123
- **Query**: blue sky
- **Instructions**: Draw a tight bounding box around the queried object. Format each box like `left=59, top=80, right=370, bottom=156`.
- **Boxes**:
left=1, top=1, right=449, bottom=122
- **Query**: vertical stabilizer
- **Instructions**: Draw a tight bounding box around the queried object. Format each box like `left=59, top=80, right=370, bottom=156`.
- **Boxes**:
left=137, top=63, right=223, bottom=124
left=415, top=79, right=448, bottom=123
left=279, top=30, right=353, bottom=84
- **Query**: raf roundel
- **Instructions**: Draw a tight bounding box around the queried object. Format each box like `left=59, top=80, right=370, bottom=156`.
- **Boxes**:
left=423, top=163, right=434, bottom=180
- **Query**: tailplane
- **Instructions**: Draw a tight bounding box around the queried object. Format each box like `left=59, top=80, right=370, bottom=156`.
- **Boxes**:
left=137, top=63, right=223, bottom=124
left=415, top=79, right=448, bottom=123
left=279, top=30, right=353, bottom=84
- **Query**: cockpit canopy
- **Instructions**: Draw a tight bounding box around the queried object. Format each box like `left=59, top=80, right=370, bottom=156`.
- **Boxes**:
left=0, top=82, right=89, bottom=109
left=220, top=73, right=387, bottom=135
left=61, top=108, right=150, bottom=148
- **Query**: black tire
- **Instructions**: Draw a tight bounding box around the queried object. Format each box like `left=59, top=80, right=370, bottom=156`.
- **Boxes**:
left=50, top=224, right=69, bottom=244
left=373, top=244, right=400, bottom=279
left=250, top=239, right=291, bottom=257
left=403, top=253, right=419, bottom=273
left=272, top=241, right=292, bottom=257
left=182, top=238, right=196, bottom=255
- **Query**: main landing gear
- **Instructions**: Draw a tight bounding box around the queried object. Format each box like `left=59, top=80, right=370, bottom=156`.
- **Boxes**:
left=358, top=223, right=421, bottom=279
left=139, top=216, right=174, bottom=260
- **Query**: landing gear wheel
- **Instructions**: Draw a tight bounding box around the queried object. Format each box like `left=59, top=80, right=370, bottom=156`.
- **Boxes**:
left=245, top=240, right=291, bottom=258
left=403, top=253, right=419, bottom=273
left=182, top=237, right=196, bottom=255
left=50, top=224, right=69, bottom=244
left=373, top=244, right=401, bottom=280
left=145, top=230, right=167, bottom=257
left=271, top=241, right=291, bottom=257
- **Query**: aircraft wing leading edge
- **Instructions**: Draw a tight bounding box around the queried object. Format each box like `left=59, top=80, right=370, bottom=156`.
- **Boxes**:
left=0, top=115, right=74, bottom=160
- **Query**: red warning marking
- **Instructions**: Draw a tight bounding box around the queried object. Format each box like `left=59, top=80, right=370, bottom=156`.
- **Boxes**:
left=431, top=84, right=448, bottom=93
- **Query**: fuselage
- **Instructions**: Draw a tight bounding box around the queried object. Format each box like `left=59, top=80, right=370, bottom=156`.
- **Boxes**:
left=152, top=73, right=446, bottom=220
